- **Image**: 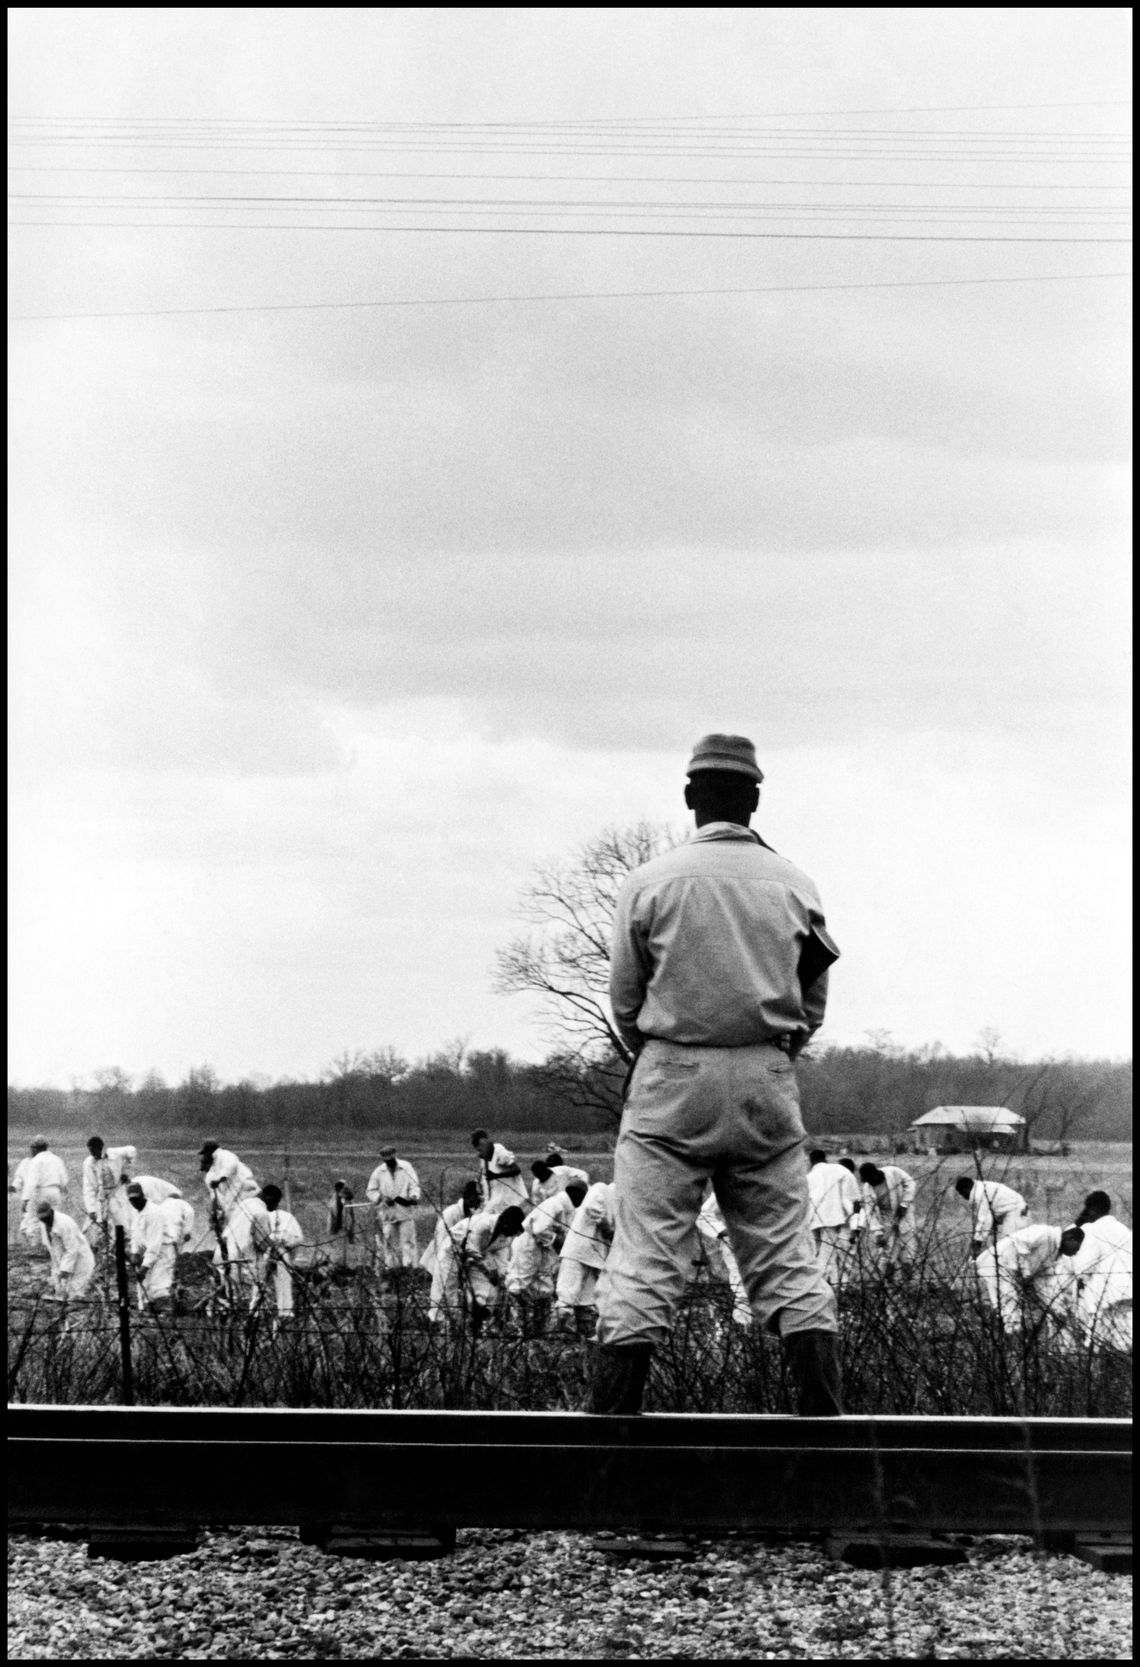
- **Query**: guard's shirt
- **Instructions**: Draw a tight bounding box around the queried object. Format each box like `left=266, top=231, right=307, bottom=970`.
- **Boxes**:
left=609, top=822, right=837, bottom=1051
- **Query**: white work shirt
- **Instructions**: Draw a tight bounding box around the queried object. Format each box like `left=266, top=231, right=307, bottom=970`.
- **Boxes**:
left=1002, top=1223, right=1063, bottom=1282
left=561, top=1182, right=616, bottom=1270
left=161, top=1196, right=196, bottom=1250
left=253, top=1208, right=304, bottom=1258
left=526, top=1189, right=579, bottom=1250
left=366, top=1160, right=421, bottom=1213
left=1080, top=1216, right=1132, bottom=1255
left=478, top=1144, right=529, bottom=1214
left=807, top=1162, right=863, bottom=1230
left=870, top=1166, right=916, bottom=1222
left=39, top=1209, right=95, bottom=1289
left=82, top=1147, right=136, bottom=1219
left=1071, top=1230, right=1132, bottom=1339
left=421, top=1199, right=472, bottom=1274
left=136, top=1175, right=182, bottom=1205
left=22, top=1150, right=69, bottom=1201
left=968, top=1179, right=1028, bottom=1238
left=203, top=1150, right=259, bottom=1217
left=11, top=1156, right=31, bottom=1194
left=531, top=1164, right=590, bottom=1205
left=609, top=822, right=838, bottom=1052
left=130, top=1201, right=168, bottom=1266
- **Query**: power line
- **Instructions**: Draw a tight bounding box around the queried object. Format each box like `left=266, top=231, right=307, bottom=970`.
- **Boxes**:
left=9, top=167, right=1131, bottom=189
left=9, top=220, right=1130, bottom=242
left=10, top=140, right=1131, bottom=160
left=9, top=121, right=1132, bottom=140
left=10, top=98, right=1132, bottom=119
left=9, top=272, right=1131, bottom=324
left=11, top=193, right=1128, bottom=210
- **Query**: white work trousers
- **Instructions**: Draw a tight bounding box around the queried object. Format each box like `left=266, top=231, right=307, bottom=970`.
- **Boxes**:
left=596, top=1039, right=836, bottom=1349
left=814, top=1225, right=853, bottom=1288
left=376, top=1214, right=419, bottom=1269
left=140, top=1244, right=178, bottom=1305
left=556, top=1259, right=601, bottom=1312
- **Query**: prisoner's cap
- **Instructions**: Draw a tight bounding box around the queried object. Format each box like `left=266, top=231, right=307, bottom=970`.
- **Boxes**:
left=380, top=1144, right=398, bottom=1158
left=35, top=1200, right=54, bottom=1218
left=686, top=733, right=764, bottom=783
left=126, top=1183, right=145, bottom=1199
left=197, top=1140, right=219, bottom=1157
left=30, top=1137, right=49, bottom=1153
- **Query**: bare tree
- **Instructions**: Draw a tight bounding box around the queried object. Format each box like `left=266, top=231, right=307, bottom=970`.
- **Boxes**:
left=494, top=820, right=681, bottom=1119
left=975, top=1026, right=1005, bottom=1068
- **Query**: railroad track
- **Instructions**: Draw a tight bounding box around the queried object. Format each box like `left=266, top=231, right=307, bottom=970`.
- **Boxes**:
left=9, top=1405, right=1132, bottom=1554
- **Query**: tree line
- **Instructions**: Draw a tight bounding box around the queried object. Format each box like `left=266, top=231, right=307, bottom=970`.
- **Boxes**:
left=6, top=1039, right=1131, bottom=1145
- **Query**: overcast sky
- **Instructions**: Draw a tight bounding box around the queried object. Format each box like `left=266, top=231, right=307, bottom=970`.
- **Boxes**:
left=8, top=8, right=1132, bottom=1086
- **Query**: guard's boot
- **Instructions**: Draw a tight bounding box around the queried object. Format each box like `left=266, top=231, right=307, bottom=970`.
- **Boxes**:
left=782, top=1328, right=844, bottom=1417
left=585, top=1342, right=654, bottom=1415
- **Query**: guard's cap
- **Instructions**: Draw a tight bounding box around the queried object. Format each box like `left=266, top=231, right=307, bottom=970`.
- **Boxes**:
left=686, top=733, right=764, bottom=783
left=198, top=1140, right=219, bottom=1157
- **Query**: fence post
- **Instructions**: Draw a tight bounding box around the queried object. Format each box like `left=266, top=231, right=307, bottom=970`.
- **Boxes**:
left=114, top=1224, right=135, bottom=1406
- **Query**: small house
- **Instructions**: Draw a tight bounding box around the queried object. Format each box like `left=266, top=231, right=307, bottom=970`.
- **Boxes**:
left=907, top=1105, right=1027, bottom=1155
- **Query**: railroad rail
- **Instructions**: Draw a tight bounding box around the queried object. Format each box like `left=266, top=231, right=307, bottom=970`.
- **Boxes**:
left=8, top=1406, right=1132, bottom=1546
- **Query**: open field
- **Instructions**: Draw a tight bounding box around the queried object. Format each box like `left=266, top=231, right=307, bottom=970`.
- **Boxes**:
left=8, top=1132, right=1132, bottom=1261
left=7, top=1133, right=1131, bottom=1420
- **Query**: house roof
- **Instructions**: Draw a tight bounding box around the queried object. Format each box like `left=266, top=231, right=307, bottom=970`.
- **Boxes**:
left=909, top=1105, right=1025, bottom=1131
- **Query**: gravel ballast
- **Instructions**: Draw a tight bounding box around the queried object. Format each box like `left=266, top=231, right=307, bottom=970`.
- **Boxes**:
left=8, top=1527, right=1132, bottom=1660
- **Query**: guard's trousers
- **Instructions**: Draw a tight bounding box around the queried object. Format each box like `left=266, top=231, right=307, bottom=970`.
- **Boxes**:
left=596, top=1039, right=836, bottom=1348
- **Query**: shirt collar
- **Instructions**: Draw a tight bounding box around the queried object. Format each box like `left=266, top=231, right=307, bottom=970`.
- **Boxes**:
left=691, top=822, right=777, bottom=852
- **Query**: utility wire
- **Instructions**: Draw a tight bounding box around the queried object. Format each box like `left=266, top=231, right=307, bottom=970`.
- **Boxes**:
left=9, top=220, right=1130, bottom=241
left=9, top=167, right=1131, bottom=190
left=11, top=193, right=1128, bottom=211
left=12, top=98, right=1131, bottom=117
left=9, top=271, right=1131, bottom=323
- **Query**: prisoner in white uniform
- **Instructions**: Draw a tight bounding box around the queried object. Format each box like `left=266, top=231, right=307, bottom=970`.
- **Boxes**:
left=464, top=1207, right=526, bottom=1332
left=1067, top=1221, right=1133, bottom=1351
left=366, top=1147, right=422, bottom=1269
left=135, top=1175, right=182, bottom=1205
left=975, top=1224, right=1069, bottom=1332
left=11, top=1150, right=35, bottom=1242
left=858, top=1164, right=918, bottom=1276
left=35, top=1203, right=96, bottom=1301
left=557, top=1181, right=616, bottom=1324
left=806, top=1151, right=863, bottom=1285
left=509, top=1185, right=588, bottom=1334
left=126, top=1184, right=179, bottom=1308
left=1074, top=1192, right=1132, bottom=1252
left=421, top=1183, right=482, bottom=1322
left=22, top=1140, right=69, bottom=1214
left=955, top=1177, right=1030, bottom=1249
left=471, top=1132, right=531, bottom=1215
left=251, top=1186, right=305, bottom=1317
left=529, top=1159, right=591, bottom=1206
left=162, top=1194, right=196, bottom=1253
left=82, top=1140, right=137, bottom=1240
left=200, top=1142, right=261, bottom=1265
